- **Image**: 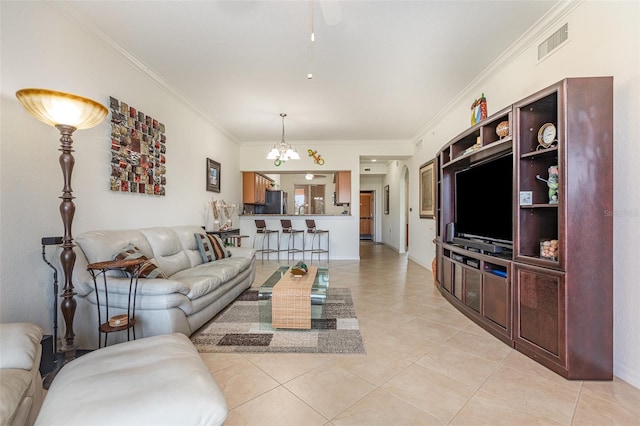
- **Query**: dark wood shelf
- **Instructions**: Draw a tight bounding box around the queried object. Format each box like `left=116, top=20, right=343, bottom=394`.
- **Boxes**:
left=99, top=318, right=137, bottom=333
left=520, top=204, right=559, bottom=209
left=520, top=146, right=558, bottom=159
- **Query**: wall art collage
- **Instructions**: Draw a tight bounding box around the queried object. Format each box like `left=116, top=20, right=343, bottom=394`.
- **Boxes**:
left=109, top=96, right=166, bottom=196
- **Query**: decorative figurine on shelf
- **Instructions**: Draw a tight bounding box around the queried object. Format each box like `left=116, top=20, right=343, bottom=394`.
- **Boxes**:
left=496, top=120, right=510, bottom=138
left=535, top=165, right=559, bottom=204
left=209, top=199, right=237, bottom=230
left=307, top=149, right=325, bottom=165
left=470, top=93, right=488, bottom=126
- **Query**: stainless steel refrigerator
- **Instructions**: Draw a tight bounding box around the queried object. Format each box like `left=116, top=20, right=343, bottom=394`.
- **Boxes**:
left=263, top=190, right=288, bottom=214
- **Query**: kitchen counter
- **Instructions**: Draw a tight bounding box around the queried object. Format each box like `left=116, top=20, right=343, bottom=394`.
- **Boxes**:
left=237, top=214, right=358, bottom=261
left=239, top=214, right=351, bottom=217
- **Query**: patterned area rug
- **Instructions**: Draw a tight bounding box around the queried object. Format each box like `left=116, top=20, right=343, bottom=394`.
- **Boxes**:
left=191, top=288, right=365, bottom=354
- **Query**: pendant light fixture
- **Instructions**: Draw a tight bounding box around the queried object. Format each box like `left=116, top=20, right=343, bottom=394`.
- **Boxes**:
left=266, top=113, right=300, bottom=166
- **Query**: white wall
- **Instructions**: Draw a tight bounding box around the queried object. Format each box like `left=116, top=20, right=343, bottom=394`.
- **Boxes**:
left=408, top=1, right=640, bottom=388
left=0, top=3, right=241, bottom=333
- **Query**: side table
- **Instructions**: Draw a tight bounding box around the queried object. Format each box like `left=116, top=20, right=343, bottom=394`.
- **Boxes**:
left=87, top=258, right=145, bottom=348
left=206, top=228, right=249, bottom=247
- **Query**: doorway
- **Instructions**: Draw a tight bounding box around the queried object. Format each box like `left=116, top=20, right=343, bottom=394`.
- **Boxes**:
left=359, top=191, right=374, bottom=240
left=404, top=167, right=409, bottom=251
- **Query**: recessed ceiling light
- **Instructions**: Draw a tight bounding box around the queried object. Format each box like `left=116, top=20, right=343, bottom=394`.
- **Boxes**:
left=371, top=159, right=377, bottom=162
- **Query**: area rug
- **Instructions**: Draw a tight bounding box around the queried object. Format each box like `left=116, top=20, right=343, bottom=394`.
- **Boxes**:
left=191, top=288, right=365, bottom=354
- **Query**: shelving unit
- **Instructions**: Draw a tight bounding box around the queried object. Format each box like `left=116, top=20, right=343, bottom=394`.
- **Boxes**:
left=434, top=77, right=613, bottom=380
left=515, top=89, right=562, bottom=267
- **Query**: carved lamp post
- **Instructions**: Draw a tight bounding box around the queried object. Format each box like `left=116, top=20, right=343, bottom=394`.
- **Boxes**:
left=16, top=88, right=107, bottom=359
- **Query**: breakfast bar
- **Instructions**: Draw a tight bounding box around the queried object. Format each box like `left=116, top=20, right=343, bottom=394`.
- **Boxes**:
left=238, top=214, right=355, bottom=261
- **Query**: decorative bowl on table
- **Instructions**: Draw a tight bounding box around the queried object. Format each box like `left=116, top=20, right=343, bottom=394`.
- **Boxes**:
left=290, top=262, right=308, bottom=276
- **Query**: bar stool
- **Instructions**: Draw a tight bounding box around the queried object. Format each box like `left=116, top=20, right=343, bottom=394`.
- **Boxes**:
left=279, top=219, right=305, bottom=264
left=305, top=219, right=329, bottom=264
left=253, top=219, right=279, bottom=263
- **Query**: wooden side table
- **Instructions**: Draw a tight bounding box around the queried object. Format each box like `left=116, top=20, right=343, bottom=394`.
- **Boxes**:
left=226, top=234, right=250, bottom=247
left=206, top=228, right=249, bottom=247
left=87, top=258, right=145, bottom=348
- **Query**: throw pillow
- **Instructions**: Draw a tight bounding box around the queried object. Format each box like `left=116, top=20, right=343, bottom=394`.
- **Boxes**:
left=113, top=243, right=168, bottom=279
left=195, top=233, right=232, bottom=263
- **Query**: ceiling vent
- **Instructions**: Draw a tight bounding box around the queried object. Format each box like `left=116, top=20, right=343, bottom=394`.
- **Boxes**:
left=538, top=23, right=568, bottom=61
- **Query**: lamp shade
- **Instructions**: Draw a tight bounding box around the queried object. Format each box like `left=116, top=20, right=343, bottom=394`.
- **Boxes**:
left=16, top=88, right=107, bottom=130
left=267, top=146, right=280, bottom=160
left=289, top=149, right=300, bottom=160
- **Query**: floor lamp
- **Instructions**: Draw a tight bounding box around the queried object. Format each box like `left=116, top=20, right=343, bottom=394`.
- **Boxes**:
left=16, top=88, right=107, bottom=359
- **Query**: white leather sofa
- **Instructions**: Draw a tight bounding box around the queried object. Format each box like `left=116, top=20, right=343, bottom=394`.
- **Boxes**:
left=67, top=225, right=256, bottom=349
left=0, top=323, right=44, bottom=426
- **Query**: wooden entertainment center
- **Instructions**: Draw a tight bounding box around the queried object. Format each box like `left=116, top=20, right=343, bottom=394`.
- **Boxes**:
left=433, top=77, right=613, bottom=380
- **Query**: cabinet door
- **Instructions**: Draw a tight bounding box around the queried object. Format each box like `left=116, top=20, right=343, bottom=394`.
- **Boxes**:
left=255, top=174, right=263, bottom=203
left=464, top=268, right=482, bottom=313
left=514, top=264, right=565, bottom=365
left=242, top=172, right=256, bottom=203
left=453, top=263, right=463, bottom=301
left=335, top=171, right=351, bottom=204
left=483, top=273, right=509, bottom=330
left=442, top=257, right=453, bottom=294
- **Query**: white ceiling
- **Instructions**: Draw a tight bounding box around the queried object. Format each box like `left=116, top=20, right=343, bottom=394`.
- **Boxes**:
left=60, top=1, right=557, bottom=143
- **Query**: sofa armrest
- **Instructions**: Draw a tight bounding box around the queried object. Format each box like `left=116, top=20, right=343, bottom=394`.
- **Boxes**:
left=228, top=247, right=256, bottom=259
left=0, top=323, right=43, bottom=370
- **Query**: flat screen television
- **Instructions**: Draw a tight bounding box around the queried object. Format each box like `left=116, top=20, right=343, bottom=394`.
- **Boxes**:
left=455, top=153, right=513, bottom=248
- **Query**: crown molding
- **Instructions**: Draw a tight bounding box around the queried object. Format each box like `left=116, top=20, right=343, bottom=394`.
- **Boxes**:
left=413, top=0, right=583, bottom=142
left=45, top=1, right=240, bottom=145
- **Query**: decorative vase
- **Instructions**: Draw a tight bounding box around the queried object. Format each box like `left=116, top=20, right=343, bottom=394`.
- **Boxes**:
left=212, top=220, right=220, bottom=231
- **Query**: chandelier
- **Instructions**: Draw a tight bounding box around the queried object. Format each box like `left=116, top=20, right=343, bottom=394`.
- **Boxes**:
left=267, top=113, right=300, bottom=166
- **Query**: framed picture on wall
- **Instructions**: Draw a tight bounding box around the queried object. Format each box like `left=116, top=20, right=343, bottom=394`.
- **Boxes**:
left=206, top=158, right=221, bottom=192
left=384, top=185, right=390, bottom=214
left=419, top=159, right=436, bottom=218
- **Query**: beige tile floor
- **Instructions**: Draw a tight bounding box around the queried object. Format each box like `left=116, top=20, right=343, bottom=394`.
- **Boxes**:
left=199, top=242, right=640, bottom=425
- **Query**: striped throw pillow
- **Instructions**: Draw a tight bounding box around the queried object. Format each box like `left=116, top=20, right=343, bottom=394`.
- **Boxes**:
left=195, top=233, right=232, bottom=263
left=113, top=244, right=168, bottom=279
